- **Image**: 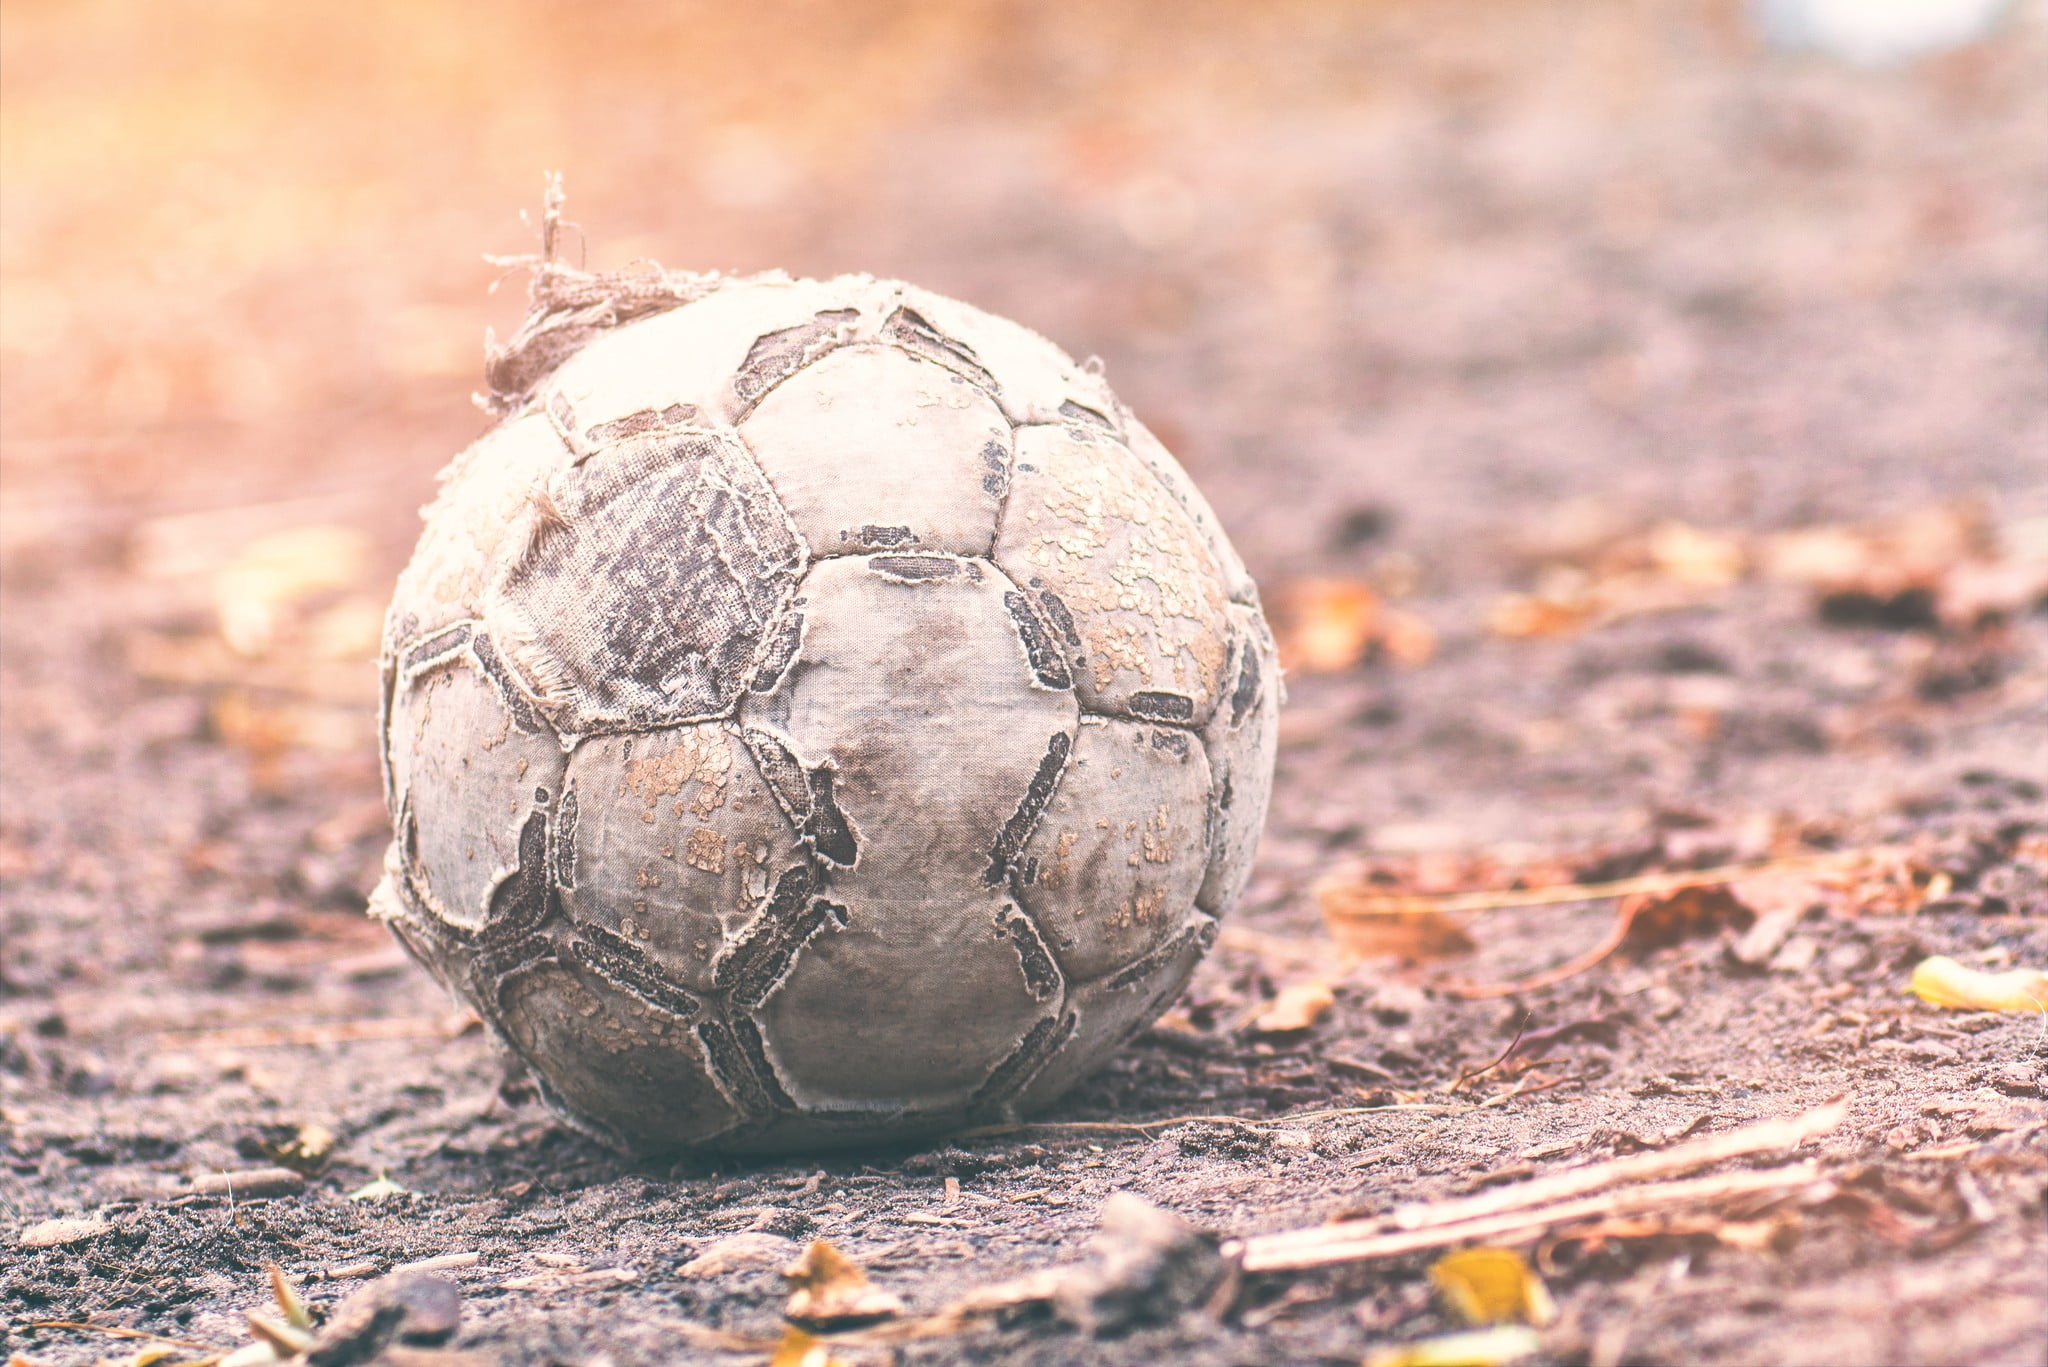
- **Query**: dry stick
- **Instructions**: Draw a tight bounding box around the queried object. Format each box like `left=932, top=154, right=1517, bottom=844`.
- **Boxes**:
left=1235, top=1163, right=1822, bottom=1273
left=1436, top=907, right=1644, bottom=1001
left=155, top=1017, right=458, bottom=1049
left=1320, top=853, right=1857, bottom=919
left=1241, top=1096, right=1848, bottom=1270
left=25, top=1321, right=214, bottom=1351
left=955, top=1101, right=1463, bottom=1142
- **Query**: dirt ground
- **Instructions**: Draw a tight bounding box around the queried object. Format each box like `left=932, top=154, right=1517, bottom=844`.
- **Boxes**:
left=4, top=2, right=2046, bottom=1364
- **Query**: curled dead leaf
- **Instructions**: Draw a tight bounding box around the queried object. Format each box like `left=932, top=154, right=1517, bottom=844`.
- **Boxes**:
left=1273, top=578, right=1435, bottom=672
left=1428, top=1247, right=1557, bottom=1328
left=784, top=1240, right=904, bottom=1327
left=1318, top=876, right=1477, bottom=962
left=1616, top=885, right=1755, bottom=958
left=1910, top=957, right=2048, bottom=1013
left=1251, top=982, right=1336, bottom=1035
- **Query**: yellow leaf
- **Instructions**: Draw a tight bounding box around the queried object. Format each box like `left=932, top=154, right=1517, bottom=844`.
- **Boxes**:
left=1363, top=1325, right=1543, bottom=1367
left=268, top=1262, right=313, bottom=1330
left=1910, top=956, right=2048, bottom=1012
left=346, top=1172, right=413, bottom=1201
left=783, top=1240, right=904, bottom=1326
left=1428, top=1247, right=1557, bottom=1328
left=769, top=1327, right=840, bottom=1367
left=1252, top=982, right=1336, bottom=1034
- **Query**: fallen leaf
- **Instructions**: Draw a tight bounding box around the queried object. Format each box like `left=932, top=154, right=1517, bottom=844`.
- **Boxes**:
left=1251, top=982, right=1336, bottom=1034
left=680, top=1232, right=803, bottom=1279
left=1910, top=956, right=2048, bottom=1013
left=783, top=1240, right=904, bottom=1327
left=1428, top=1247, right=1557, bottom=1327
left=1487, top=520, right=1747, bottom=639
left=347, top=1172, right=414, bottom=1202
left=1363, top=1325, right=1542, bottom=1367
left=769, top=1328, right=843, bottom=1367
left=269, top=1122, right=336, bottom=1175
left=268, top=1263, right=313, bottom=1330
left=1616, top=885, right=1755, bottom=958
left=1318, top=877, right=1477, bottom=962
left=1441, top=882, right=1756, bottom=1000
left=1273, top=579, right=1435, bottom=672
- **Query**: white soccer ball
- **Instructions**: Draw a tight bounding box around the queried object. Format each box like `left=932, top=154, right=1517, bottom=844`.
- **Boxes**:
left=370, top=271, right=1279, bottom=1151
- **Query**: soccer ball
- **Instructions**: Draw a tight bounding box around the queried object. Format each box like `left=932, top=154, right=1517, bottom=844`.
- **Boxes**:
left=370, top=270, right=1279, bottom=1152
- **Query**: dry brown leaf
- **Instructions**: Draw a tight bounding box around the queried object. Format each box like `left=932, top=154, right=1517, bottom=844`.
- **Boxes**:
left=1616, top=885, right=1756, bottom=958
left=1909, top=956, right=2048, bottom=1013
left=1272, top=578, right=1434, bottom=672
left=1428, top=1247, right=1557, bottom=1328
left=1760, top=501, right=2048, bottom=629
left=1440, top=882, right=1755, bottom=1000
left=1485, top=590, right=1594, bottom=640
left=1274, top=578, right=1380, bottom=672
left=1487, top=520, right=1746, bottom=639
left=1318, top=876, right=1479, bottom=962
left=783, top=1241, right=904, bottom=1327
left=1251, top=982, right=1336, bottom=1034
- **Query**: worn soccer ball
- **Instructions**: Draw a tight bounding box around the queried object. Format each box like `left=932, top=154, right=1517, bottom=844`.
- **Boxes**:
left=370, top=268, right=1279, bottom=1152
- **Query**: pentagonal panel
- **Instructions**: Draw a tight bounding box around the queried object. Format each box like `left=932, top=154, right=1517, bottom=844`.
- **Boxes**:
left=540, top=276, right=899, bottom=449
left=1199, top=604, right=1281, bottom=914
left=893, top=285, right=1122, bottom=429
left=387, top=651, right=565, bottom=932
left=482, top=429, right=806, bottom=738
left=1013, top=715, right=1211, bottom=983
left=494, top=955, right=748, bottom=1151
left=387, top=414, right=572, bottom=642
left=739, top=555, right=1078, bottom=1108
left=559, top=723, right=807, bottom=994
left=1119, top=414, right=1259, bottom=607
left=995, top=424, right=1234, bottom=726
left=750, top=886, right=1055, bottom=1110
left=1011, top=910, right=1219, bottom=1114
left=738, top=346, right=1012, bottom=558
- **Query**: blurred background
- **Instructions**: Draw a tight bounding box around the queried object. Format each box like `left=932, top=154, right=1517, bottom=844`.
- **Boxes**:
left=2, top=0, right=2044, bottom=930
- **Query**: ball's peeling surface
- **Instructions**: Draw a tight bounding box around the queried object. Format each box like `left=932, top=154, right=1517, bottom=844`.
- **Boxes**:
left=372, top=272, right=1279, bottom=1152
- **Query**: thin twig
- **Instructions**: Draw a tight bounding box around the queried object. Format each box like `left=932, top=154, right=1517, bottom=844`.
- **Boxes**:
left=1234, top=1162, right=1824, bottom=1272
left=1451, top=1011, right=1533, bottom=1090
left=25, top=1321, right=214, bottom=1350
left=1248, top=1097, right=1847, bottom=1268
left=954, top=1101, right=1465, bottom=1142
left=155, top=1016, right=463, bottom=1048
left=1320, top=853, right=1855, bottom=919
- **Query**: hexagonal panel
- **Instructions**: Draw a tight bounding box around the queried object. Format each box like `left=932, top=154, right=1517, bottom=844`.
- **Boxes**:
left=387, top=650, right=565, bottom=932
left=540, top=275, right=899, bottom=448
left=892, top=285, right=1122, bottom=429
left=1013, top=714, right=1211, bottom=983
left=482, top=428, right=806, bottom=739
left=1119, top=413, right=1259, bottom=607
left=1199, top=605, right=1281, bottom=914
left=558, top=723, right=808, bottom=995
left=738, top=345, right=1013, bottom=558
left=739, top=555, right=1078, bottom=1108
left=1010, top=910, right=1218, bottom=1114
left=386, top=413, right=572, bottom=643
left=494, top=955, right=748, bottom=1151
left=995, top=424, right=1234, bottom=726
